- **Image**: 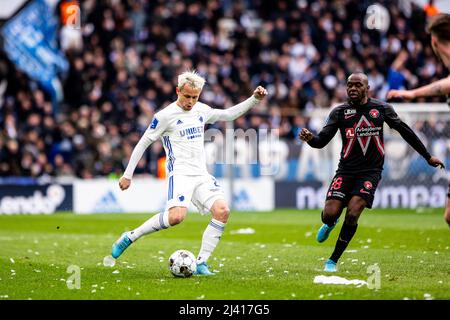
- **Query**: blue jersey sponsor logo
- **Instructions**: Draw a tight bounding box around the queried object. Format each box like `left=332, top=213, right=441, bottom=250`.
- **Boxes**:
left=150, top=118, right=159, bottom=129
left=179, top=126, right=204, bottom=139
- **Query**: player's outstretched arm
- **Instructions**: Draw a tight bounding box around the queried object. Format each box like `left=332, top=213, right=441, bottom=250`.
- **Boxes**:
left=384, top=104, right=444, bottom=167
left=207, top=86, right=268, bottom=122
left=120, top=134, right=153, bottom=190
left=299, top=108, right=339, bottom=148
left=387, top=76, right=450, bottom=100
left=119, top=113, right=168, bottom=190
left=298, top=126, right=335, bottom=148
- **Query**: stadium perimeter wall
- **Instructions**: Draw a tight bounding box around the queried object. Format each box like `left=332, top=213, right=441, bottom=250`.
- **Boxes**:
left=0, top=177, right=446, bottom=214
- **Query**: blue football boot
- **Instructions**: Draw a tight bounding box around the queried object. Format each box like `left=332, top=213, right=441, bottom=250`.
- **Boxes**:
left=111, top=232, right=132, bottom=259
left=316, top=219, right=339, bottom=243
left=323, top=259, right=337, bottom=272
left=194, top=262, right=215, bottom=276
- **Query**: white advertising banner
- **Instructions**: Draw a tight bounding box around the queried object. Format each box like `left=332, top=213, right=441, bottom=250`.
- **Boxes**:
left=74, top=178, right=167, bottom=214
left=220, top=178, right=274, bottom=212
left=74, top=177, right=274, bottom=214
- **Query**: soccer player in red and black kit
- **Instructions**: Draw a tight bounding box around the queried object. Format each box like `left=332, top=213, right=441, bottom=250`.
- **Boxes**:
left=299, top=72, right=445, bottom=272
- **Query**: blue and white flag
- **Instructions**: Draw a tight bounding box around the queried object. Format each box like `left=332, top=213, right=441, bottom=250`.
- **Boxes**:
left=1, top=0, right=69, bottom=103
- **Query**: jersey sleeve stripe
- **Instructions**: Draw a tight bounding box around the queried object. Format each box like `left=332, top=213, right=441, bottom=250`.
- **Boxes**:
left=163, top=136, right=175, bottom=172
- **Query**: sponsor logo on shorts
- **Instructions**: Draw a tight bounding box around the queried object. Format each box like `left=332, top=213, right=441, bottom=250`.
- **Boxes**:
left=360, top=189, right=370, bottom=195
left=364, top=181, right=373, bottom=190
left=330, top=191, right=345, bottom=198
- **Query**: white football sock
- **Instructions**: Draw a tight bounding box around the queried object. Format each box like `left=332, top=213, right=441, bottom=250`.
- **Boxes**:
left=197, top=219, right=226, bottom=264
left=128, top=211, right=170, bottom=242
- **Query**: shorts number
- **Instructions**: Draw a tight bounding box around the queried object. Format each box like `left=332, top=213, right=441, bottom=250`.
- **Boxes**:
left=331, top=177, right=343, bottom=190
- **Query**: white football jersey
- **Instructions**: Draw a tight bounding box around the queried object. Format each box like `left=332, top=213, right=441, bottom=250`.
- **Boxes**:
left=148, top=101, right=216, bottom=175
left=123, top=96, right=259, bottom=179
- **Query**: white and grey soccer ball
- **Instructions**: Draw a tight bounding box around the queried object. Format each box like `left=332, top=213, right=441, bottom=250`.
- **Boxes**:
left=168, top=250, right=197, bottom=278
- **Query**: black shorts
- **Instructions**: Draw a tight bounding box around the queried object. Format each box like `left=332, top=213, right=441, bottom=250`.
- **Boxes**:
left=325, top=172, right=382, bottom=209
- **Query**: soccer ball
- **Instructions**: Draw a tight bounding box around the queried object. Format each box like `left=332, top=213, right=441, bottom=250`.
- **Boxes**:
left=168, top=250, right=197, bottom=278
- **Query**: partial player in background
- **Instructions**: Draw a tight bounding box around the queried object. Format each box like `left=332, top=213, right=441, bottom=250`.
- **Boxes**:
left=300, top=72, right=444, bottom=272
left=111, top=70, right=268, bottom=275
left=387, top=13, right=450, bottom=227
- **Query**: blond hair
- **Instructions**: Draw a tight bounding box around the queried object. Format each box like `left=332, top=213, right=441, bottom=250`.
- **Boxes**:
left=177, top=70, right=206, bottom=90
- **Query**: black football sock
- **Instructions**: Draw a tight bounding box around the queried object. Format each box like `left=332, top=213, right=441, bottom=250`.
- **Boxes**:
left=321, top=211, right=337, bottom=227
left=329, top=223, right=358, bottom=263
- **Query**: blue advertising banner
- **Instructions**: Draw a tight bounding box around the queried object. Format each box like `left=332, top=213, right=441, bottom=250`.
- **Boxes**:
left=0, top=184, right=73, bottom=214
left=1, top=0, right=68, bottom=102
left=275, top=180, right=448, bottom=209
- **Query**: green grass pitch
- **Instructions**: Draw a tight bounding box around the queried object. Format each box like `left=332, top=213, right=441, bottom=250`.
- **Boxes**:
left=0, top=209, right=448, bottom=300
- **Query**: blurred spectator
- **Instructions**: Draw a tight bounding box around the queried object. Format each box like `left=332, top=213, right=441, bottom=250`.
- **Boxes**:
left=424, top=0, right=440, bottom=18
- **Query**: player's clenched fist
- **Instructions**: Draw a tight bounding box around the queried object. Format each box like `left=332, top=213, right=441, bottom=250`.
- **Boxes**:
left=119, top=176, right=131, bottom=190
left=253, top=86, right=268, bottom=100
left=299, top=128, right=314, bottom=142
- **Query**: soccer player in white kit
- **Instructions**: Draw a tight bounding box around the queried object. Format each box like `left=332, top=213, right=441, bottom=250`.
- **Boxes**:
left=387, top=14, right=450, bottom=227
left=111, top=71, right=268, bottom=275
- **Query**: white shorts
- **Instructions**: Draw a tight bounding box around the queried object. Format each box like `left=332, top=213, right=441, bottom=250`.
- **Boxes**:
left=166, top=174, right=225, bottom=214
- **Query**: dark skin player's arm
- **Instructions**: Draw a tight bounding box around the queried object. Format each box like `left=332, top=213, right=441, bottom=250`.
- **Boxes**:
left=299, top=109, right=339, bottom=148
left=384, top=104, right=445, bottom=169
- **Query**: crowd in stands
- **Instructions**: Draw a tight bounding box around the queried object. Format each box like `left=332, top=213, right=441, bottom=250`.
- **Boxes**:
left=0, top=0, right=448, bottom=180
